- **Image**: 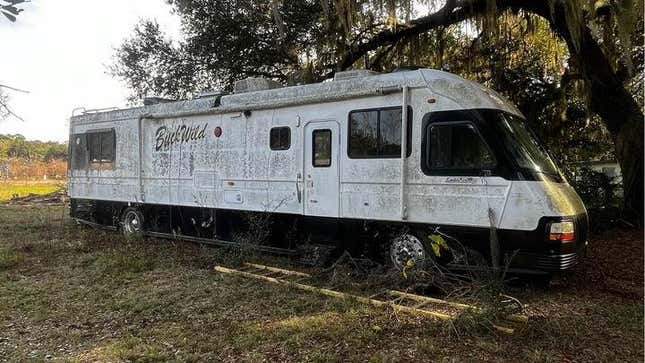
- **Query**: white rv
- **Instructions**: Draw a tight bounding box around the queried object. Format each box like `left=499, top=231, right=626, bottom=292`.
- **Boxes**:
left=68, top=69, right=588, bottom=274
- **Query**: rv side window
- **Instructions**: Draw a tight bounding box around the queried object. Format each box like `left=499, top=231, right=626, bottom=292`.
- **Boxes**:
left=348, top=106, right=412, bottom=158
left=101, top=130, right=115, bottom=161
left=70, top=134, right=88, bottom=170
left=270, top=127, right=291, bottom=150
left=426, top=123, right=495, bottom=173
left=88, top=133, right=101, bottom=163
left=312, top=129, right=332, bottom=167
left=86, top=129, right=116, bottom=168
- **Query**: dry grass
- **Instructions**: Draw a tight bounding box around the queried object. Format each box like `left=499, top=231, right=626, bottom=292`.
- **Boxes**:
left=0, top=180, right=64, bottom=200
left=0, top=205, right=642, bottom=362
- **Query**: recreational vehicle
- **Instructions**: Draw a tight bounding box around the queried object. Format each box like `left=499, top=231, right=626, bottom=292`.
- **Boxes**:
left=68, top=69, right=588, bottom=275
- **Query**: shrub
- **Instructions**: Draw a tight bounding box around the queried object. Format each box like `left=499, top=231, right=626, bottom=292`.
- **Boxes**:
left=563, top=165, right=623, bottom=231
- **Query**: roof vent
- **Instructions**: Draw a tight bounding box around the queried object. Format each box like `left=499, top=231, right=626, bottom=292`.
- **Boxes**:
left=233, top=77, right=282, bottom=94
left=333, top=70, right=379, bottom=81
left=143, top=96, right=176, bottom=106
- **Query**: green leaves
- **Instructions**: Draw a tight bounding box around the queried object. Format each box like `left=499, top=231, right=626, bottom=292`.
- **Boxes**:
left=112, top=0, right=326, bottom=101
left=401, top=258, right=414, bottom=279
left=429, top=234, right=447, bottom=257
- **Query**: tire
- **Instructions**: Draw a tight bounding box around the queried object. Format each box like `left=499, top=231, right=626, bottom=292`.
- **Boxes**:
left=387, top=229, right=471, bottom=271
left=121, top=207, right=144, bottom=239
left=388, top=231, right=432, bottom=271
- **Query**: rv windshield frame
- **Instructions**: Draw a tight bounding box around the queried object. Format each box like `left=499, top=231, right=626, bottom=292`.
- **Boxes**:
left=492, top=112, right=563, bottom=182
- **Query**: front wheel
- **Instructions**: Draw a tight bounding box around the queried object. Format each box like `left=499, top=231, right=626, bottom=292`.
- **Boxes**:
left=388, top=232, right=430, bottom=270
left=121, top=207, right=144, bottom=239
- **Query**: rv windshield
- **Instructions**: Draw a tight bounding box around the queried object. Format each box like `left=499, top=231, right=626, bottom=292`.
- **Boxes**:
left=494, top=112, right=562, bottom=181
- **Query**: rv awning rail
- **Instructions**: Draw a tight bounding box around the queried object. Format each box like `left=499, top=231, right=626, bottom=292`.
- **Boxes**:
left=142, top=86, right=405, bottom=120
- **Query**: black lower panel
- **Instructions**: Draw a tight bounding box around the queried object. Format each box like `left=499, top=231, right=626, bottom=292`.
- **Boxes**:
left=70, top=199, right=125, bottom=227
left=70, top=198, right=588, bottom=273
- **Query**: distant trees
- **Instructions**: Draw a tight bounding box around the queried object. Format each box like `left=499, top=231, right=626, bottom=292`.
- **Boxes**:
left=0, top=158, right=67, bottom=180
left=0, top=134, right=67, bottom=180
left=0, top=134, right=67, bottom=161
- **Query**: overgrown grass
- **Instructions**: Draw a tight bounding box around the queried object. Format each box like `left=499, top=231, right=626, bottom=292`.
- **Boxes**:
left=0, top=205, right=642, bottom=362
left=0, top=246, right=24, bottom=270
left=0, top=180, right=64, bottom=200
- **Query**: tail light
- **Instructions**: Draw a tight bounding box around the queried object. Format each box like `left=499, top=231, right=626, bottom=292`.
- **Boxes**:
left=548, top=221, right=575, bottom=242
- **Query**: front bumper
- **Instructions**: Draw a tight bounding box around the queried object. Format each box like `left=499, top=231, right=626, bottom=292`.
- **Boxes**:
left=505, top=213, right=589, bottom=274
left=509, top=251, right=580, bottom=272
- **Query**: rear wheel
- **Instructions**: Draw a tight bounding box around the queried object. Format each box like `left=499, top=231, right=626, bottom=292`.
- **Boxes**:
left=121, top=207, right=144, bottom=238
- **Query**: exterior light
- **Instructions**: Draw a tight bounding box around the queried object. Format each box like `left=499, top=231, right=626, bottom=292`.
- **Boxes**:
left=548, top=221, right=575, bottom=242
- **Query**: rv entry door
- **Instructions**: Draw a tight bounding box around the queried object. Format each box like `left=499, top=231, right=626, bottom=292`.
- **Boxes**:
left=304, top=121, right=340, bottom=217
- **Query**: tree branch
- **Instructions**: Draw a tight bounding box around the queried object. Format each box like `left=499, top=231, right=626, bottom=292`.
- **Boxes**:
left=0, top=83, right=29, bottom=93
left=337, top=0, right=552, bottom=70
left=369, top=42, right=398, bottom=70
left=0, top=97, right=25, bottom=122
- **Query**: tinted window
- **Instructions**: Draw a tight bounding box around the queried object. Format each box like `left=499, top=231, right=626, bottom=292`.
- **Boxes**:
left=88, top=132, right=101, bottom=163
left=270, top=127, right=291, bottom=150
left=70, top=134, right=88, bottom=170
left=348, top=107, right=412, bottom=158
left=100, top=130, right=115, bottom=161
left=86, top=130, right=116, bottom=167
left=312, top=129, right=331, bottom=167
left=426, top=123, right=495, bottom=171
left=349, top=110, right=378, bottom=157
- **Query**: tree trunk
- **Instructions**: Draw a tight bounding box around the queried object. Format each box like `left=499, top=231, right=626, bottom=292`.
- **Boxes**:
left=582, top=38, right=644, bottom=222
left=545, top=8, right=644, bottom=223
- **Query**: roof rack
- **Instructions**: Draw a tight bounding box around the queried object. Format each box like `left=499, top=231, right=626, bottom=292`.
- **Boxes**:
left=143, top=97, right=176, bottom=106
left=70, top=107, right=120, bottom=117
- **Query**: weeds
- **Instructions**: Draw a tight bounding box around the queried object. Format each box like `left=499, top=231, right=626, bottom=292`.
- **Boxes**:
left=0, top=205, right=641, bottom=362
left=0, top=180, right=63, bottom=201
left=0, top=247, right=24, bottom=270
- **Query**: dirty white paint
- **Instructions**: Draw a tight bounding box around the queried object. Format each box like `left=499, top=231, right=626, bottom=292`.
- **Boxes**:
left=68, top=69, right=585, bottom=231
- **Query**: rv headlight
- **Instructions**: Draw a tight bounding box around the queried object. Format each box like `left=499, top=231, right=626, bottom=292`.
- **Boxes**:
left=548, top=221, right=575, bottom=242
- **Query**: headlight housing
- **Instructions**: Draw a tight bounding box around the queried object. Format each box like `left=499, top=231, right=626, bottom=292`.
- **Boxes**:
left=548, top=220, right=575, bottom=242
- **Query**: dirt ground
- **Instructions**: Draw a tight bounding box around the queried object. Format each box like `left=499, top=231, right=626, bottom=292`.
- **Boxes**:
left=0, top=205, right=642, bottom=362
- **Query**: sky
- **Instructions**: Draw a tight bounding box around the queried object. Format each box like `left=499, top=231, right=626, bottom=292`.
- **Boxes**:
left=0, top=0, right=182, bottom=142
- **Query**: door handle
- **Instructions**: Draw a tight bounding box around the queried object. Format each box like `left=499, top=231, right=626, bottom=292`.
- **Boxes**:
left=309, top=199, right=318, bottom=204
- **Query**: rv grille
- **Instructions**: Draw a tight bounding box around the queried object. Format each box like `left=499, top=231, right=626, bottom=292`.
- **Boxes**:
left=511, top=252, right=579, bottom=272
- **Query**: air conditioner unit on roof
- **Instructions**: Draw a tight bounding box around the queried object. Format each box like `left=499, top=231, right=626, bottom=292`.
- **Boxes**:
left=233, top=77, right=282, bottom=94
left=333, top=70, right=379, bottom=81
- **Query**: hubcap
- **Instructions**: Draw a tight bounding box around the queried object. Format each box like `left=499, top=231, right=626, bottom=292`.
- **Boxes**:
left=390, top=234, right=426, bottom=270
left=124, top=211, right=142, bottom=235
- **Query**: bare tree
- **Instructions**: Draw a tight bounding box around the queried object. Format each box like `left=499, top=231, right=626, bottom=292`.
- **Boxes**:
left=0, top=0, right=28, bottom=22
left=0, top=84, right=28, bottom=122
